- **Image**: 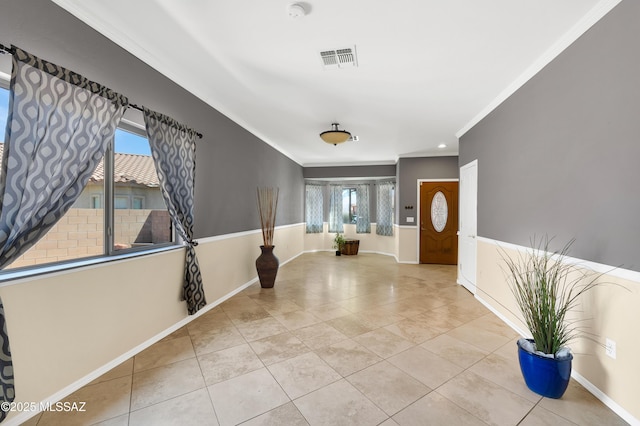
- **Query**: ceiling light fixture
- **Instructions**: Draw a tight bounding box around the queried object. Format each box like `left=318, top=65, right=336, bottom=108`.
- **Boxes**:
left=320, top=123, right=351, bottom=145
left=438, top=143, right=447, bottom=149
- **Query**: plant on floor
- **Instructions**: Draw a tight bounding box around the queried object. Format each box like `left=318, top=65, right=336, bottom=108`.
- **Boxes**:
left=499, top=235, right=616, bottom=398
left=501, top=236, right=606, bottom=355
left=332, top=233, right=345, bottom=256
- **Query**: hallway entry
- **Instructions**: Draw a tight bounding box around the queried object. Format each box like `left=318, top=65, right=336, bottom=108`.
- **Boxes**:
left=419, top=181, right=458, bottom=264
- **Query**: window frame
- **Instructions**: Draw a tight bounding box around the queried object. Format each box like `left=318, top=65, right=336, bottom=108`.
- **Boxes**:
left=342, top=187, right=357, bottom=224
left=0, top=78, right=179, bottom=279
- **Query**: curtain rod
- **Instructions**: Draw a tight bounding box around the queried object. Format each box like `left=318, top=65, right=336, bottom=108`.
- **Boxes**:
left=0, top=43, right=203, bottom=139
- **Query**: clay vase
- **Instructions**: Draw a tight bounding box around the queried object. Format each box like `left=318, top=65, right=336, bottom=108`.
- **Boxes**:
left=256, top=245, right=279, bottom=288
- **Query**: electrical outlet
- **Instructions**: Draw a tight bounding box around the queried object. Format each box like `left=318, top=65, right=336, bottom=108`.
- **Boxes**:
left=605, top=338, right=616, bottom=359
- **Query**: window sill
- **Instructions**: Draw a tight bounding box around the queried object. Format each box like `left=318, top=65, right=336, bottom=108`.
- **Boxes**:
left=0, top=244, right=184, bottom=286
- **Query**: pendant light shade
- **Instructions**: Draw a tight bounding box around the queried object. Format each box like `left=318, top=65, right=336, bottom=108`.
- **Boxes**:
left=320, top=123, right=351, bottom=145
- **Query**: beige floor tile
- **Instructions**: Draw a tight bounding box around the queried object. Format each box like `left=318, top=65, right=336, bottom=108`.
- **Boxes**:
left=129, top=388, right=217, bottom=426
left=353, top=308, right=407, bottom=328
left=393, top=391, right=486, bottom=426
left=38, top=375, right=132, bottom=426
left=326, top=314, right=373, bottom=337
left=260, top=299, right=305, bottom=316
left=388, top=346, right=463, bottom=389
left=18, top=413, right=41, bottom=426
left=249, top=332, right=310, bottom=365
left=420, top=334, right=489, bottom=368
left=437, top=370, right=535, bottom=426
left=207, top=368, right=290, bottom=426
left=538, top=380, right=628, bottom=425
left=305, top=303, right=351, bottom=321
left=294, top=379, right=388, bottom=426
left=224, top=303, right=272, bottom=325
left=518, top=405, right=578, bottom=426
left=445, top=321, right=513, bottom=352
left=379, top=419, right=401, bottom=426
left=190, top=325, right=246, bottom=356
left=134, top=335, right=196, bottom=372
left=92, top=413, right=130, bottom=425
left=429, top=298, right=490, bottom=323
left=236, top=316, right=289, bottom=341
left=292, top=322, right=348, bottom=349
left=384, top=317, right=442, bottom=344
left=347, top=361, right=430, bottom=416
left=411, top=309, right=465, bottom=334
left=315, top=338, right=382, bottom=377
left=159, top=326, right=191, bottom=342
left=198, top=343, right=264, bottom=385
left=379, top=298, right=434, bottom=318
left=240, top=402, right=309, bottom=426
left=268, top=352, right=341, bottom=399
left=131, top=358, right=205, bottom=411
left=353, top=328, right=415, bottom=358
left=89, top=358, right=134, bottom=385
left=273, top=310, right=321, bottom=330
left=187, top=311, right=233, bottom=336
left=468, top=352, right=541, bottom=403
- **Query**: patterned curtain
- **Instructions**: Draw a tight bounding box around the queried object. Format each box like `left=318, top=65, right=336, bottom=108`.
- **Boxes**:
left=305, top=184, right=323, bottom=233
left=356, top=184, right=370, bottom=233
left=0, top=46, right=128, bottom=421
left=376, top=182, right=395, bottom=236
left=328, top=184, right=343, bottom=233
left=144, top=108, right=206, bottom=315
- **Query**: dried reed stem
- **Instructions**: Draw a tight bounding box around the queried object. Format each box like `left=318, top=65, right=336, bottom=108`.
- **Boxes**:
left=257, top=187, right=279, bottom=247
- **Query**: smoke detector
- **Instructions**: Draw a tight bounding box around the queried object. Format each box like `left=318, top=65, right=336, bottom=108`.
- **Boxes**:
left=287, top=3, right=306, bottom=18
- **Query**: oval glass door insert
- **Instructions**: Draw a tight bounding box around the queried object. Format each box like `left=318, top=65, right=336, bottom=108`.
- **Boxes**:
left=431, top=191, right=448, bottom=232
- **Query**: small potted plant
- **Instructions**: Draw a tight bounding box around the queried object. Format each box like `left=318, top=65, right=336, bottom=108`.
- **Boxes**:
left=500, top=236, right=612, bottom=399
left=333, top=233, right=345, bottom=256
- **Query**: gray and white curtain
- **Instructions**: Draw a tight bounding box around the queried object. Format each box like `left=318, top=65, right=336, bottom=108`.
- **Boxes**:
left=144, top=108, right=206, bottom=315
left=305, top=184, right=323, bottom=233
left=376, top=182, right=394, bottom=236
left=0, top=46, right=128, bottom=421
left=328, top=184, right=343, bottom=234
left=355, top=184, right=370, bottom=234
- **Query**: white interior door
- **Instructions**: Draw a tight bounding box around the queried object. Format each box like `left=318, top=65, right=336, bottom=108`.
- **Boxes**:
left=458, top=160, right=478, bottom=294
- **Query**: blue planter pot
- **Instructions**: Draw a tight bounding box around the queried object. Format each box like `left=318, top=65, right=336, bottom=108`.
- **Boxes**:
left=517, top=339, right=572, bottom=399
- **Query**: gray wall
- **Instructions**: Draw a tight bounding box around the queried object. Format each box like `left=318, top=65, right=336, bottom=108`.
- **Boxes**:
left=0, top=0, right=304, bottom=239
left=397, top=156, right=459, bottom=226
left=459, top=0, right=639, bottom=271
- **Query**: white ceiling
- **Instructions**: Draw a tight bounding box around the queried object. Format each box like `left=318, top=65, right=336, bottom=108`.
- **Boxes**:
left=53, top=0, right=618, bottom=166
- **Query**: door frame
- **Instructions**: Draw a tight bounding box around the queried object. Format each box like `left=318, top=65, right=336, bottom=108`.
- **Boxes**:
left=458, top=159, right=478, bottom=293
left=416, top=178, right=459, bottom=264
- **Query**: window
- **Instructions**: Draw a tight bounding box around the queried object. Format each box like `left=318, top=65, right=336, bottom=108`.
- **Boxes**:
left=342, top=188, right=357, bottom=224
left=91, top=194, right=102, bottom=209
left=114, top=196, right=129, bottom=209
left=132, top=196, right=144, bottom=210
left=0, top=86, right=175, bottom=270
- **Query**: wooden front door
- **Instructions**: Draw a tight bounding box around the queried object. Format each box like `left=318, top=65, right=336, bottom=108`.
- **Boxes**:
left=420, top=181, right=458, bottom=264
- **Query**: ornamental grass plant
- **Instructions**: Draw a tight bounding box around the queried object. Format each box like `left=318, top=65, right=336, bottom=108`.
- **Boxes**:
left=500, top=236, right=606, bottom=356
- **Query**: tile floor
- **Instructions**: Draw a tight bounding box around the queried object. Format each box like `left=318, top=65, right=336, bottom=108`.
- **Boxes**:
left=24, top=253, right=627, bottom=425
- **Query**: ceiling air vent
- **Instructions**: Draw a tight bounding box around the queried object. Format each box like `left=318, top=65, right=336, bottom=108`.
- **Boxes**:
left=320, top=46, right=358, bottom=70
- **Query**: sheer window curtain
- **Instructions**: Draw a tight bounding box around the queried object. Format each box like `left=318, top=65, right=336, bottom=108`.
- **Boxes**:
left=305, top=184, right=323, bottom=233
left=376, top=182, right=394, bottom=236
left=356, top=184, right=370, bottom=233
left=0, top=46, right=128, bottom=421
left=144, top=108, right=206, bottom=315
left=328, top=184, right=343, bottom=233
